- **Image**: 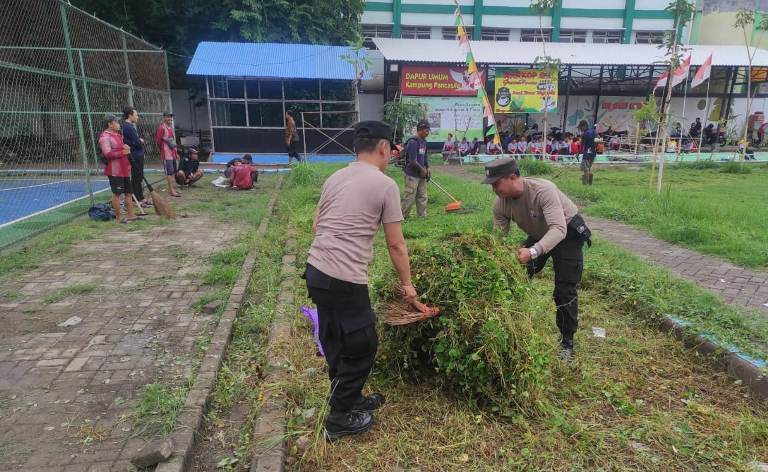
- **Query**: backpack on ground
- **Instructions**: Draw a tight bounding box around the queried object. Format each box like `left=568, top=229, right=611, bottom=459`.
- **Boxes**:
left=88, top=203, right=114, bottom=221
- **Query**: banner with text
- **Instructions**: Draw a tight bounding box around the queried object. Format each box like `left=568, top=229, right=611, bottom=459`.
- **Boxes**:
left=401, top=65, right=485, bottom=96
left=494, top=68, right=558, bottom=113
left=402, top=96, right=483, bottom=142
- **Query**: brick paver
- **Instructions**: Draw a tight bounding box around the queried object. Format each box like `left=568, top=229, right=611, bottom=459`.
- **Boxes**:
left=587, top=217, right=768, bottom=313
left=0, top=216, right=238, bottom=470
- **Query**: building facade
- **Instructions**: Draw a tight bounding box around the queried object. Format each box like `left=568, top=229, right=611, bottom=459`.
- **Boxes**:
left=362, top=0, right=681, bottom=47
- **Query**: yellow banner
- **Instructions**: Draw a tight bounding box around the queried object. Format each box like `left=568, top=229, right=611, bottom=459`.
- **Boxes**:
left=494, top=68, right=558, bottom=113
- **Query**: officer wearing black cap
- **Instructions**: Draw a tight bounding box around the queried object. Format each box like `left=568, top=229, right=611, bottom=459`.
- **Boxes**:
left=483, top=158, right=591, bottom=359
left=305, top=121, right=422, bottom=441
left=400, top=119, right=431, bottom=218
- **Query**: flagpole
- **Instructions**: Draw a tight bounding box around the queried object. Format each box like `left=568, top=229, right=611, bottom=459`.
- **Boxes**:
left=697, top=78, right=711, bottom=161
left=452, top=1, right=502, bottom=149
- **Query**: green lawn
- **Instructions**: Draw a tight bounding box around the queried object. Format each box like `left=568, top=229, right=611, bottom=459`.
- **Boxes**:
left=553, top=164, right=768, bottom=268
left=273, top=163, right=767, bottom=471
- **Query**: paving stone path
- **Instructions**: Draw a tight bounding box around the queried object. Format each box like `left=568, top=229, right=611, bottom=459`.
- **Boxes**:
left=0, top=216, right=238, bottom=471
left=587, top=217, right=768, bottom=314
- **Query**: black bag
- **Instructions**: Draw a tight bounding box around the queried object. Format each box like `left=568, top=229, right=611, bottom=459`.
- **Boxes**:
left=568, top=213, right=592, bottom=247
left=88, top=203, right=115, bottom=221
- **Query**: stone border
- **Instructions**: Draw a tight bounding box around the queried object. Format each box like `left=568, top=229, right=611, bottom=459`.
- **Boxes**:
left=661, top=316, right=768, bottom=400
left=156, top=177, right=283, bottom=472
left=249, top=238, right=297, bottom=472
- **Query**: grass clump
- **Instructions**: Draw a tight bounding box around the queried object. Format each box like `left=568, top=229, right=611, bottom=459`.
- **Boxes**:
left=130, top=382, right=189, bottom=438
left=720, top=160, right=752, bottom=174
left=519, top=158, right=554, bottom=176
left=287, top=162, right=320, bottom=188
left=677, top=160, right=720, bottom=170
left=42, top=283, right=98, bottom=304
left=376, top=233, right=555, bottom=415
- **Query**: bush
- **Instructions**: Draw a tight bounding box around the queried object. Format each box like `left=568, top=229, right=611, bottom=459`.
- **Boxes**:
left=519, top=158, right=553, bottom=176
left=375, top=234, right=555, bottom=415
left=720, top=160, right=752, bottom=174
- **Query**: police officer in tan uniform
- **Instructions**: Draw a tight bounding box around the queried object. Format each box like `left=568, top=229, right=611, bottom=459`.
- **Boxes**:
left=482, top=158, right=591, bottom=359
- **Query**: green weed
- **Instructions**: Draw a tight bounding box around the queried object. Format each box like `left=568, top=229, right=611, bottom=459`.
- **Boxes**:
left=42, top=283, right=98, bottom=304
left=130, top=382, right=190, bottom=438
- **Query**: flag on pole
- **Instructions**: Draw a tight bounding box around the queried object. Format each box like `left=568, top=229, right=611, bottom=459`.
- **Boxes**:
left=670, top=54, right=691, bottom=88
left=691, top=53, right=713, bottom=89
left=653, top=54, right=691, bottom=90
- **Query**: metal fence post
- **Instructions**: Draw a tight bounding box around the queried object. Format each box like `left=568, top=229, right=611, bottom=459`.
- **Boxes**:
left=60, top=2, right=94, bottom=205
left=78, top=49, right=99, bottom=175
left=122, top=30, right=134, bottom=107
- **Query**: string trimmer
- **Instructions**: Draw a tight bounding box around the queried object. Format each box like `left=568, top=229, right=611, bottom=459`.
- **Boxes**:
left=429, top=178, right=463, bottom=212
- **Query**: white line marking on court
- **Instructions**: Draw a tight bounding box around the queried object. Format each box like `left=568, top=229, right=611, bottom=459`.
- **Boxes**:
left=0, top=185, right=111, bottom=229
left=0, top=180, right=70, bottom=192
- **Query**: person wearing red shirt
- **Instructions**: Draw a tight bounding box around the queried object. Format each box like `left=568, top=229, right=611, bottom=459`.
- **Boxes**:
left=230, top=155, right=259, bottom=190
left=155, top=111, right=181, bottom=197
left=99, top=114, right=138, bottom=223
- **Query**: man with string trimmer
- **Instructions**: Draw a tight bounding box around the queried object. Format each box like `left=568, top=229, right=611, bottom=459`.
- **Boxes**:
left=482, top=158, right=591, bottom=360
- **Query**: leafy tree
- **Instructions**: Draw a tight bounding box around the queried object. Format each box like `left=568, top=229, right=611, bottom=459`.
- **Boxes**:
left=70, top=0, right=364, bottom=87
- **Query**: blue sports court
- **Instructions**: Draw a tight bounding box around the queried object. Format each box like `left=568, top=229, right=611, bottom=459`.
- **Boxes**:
left=0, top=178, right=111, bottom=226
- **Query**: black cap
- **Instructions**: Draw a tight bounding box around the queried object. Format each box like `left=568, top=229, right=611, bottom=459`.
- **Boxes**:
left=353, top=121, right=394, bottom=145
left=482, top=157, right=519, bottom=184
left=416, top=119, right=430, bottom=130
left=163, top=111, right=174, bottom=117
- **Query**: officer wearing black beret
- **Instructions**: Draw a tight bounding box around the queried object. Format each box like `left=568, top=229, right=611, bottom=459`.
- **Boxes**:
left=483, top=158, right=591, bottom=359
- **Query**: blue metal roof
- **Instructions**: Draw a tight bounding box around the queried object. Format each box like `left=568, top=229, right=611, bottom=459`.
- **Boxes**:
left=186, top=42, right=369, bottom=80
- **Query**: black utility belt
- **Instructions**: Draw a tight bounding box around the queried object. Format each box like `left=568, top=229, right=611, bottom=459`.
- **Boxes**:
left=567, top=214, right=592, bottom=247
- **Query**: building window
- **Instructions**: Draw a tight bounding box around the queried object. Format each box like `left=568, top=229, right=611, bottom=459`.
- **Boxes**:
left=591, top=30, right=622, bottom=44
left=442, top=26, right=473, bottom=40
left=362, top=24, right=392, bottom=48
left=559, top=29, right=587, bottom=43
left=401, top=26, right=432, bottom=40
left=481, top=28, right=510, bottom=41
left=521, top=29, right=551, bottom=42
left=635, top=31, right=668, bottom=45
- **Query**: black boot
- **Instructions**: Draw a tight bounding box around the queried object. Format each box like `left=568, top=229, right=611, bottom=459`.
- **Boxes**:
left=558, top=334, right=574, bottom=361
left=324, top=409, right=373, bottom=442
left=352, top=393, right=386, bottom=412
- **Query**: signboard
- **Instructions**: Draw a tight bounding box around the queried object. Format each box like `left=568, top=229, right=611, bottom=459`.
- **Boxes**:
left=400, top=65, right=484, bottom=96
left=401, top=96, right=483, bottom=142
left=494, top=68, right=558, bottom=113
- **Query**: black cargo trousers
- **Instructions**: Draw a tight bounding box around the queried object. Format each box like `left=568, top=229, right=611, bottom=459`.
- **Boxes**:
left=304, top=263, right=378, bottom=412
left=524, top=218, right=589, bottom=339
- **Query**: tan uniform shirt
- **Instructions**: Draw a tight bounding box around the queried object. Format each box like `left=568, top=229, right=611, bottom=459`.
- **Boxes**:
left=492, top=178, right=578, bottom=255
left=308, top=161, right=403, bottom=285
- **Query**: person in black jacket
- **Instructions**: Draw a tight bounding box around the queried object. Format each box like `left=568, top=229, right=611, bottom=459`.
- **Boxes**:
left=175, top=147, right=204, bottom=186
left=122, top=107, right=148, bottom=206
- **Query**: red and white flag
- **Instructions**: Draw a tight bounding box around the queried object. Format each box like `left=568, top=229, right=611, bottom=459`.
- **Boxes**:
left=691, top=53, right=713, bottom=89
left=654, top=54, right=691, bottom=90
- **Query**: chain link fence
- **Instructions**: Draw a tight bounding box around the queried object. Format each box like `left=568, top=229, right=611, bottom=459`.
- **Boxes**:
left=0, top=0, right=171, bottom=249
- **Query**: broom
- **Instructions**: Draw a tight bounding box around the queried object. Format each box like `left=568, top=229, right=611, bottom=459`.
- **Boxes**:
left=430, top=178, right=463, bottom=212
left=381, top=285, right=440, bottom=326
left=141, top=174, right=175, bottom=219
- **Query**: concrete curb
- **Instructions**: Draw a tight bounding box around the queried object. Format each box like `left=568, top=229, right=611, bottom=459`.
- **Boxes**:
left=660, top=316, right=768, bottom=400
left=155, top=177, right=284, bottom=472
left=249, top=239, right=297, bottom=472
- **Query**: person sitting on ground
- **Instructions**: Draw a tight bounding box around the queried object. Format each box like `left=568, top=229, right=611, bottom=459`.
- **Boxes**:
left=99, top=114, right=139, bottom=223
left=230, top=154, right=259, bottom=190
left=458, top=137, right=470, bottom=157
left=470, top=137, right=480, bottom=155
left=224, top=156, right=244, bottom=179
left=506, top=135, right=517, bottom=155
left=487, top=138, right=502, bottom=155
left=442, top=133, right=456, bottom=159
left=529, top=136, right=543, bottom=159
left=176, top=147, right=204, bottom=187
left=516, top=136, right=528, bottom=157
left=559, top=138, right=571, bottom=159
left=502, top=133, right=513, bottom=153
